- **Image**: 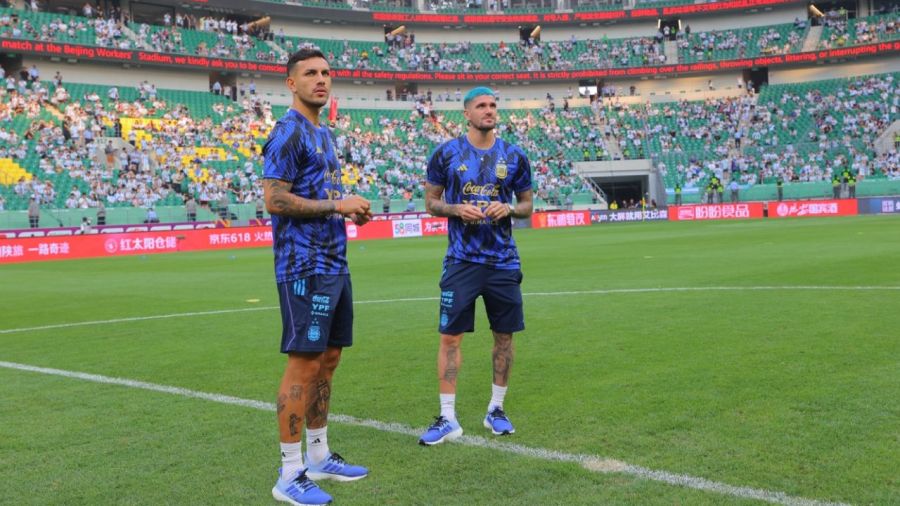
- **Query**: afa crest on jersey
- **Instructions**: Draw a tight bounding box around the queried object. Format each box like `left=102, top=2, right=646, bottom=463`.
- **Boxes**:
left=496, top=159, right=508, bottom=179
left=457, top=163, right=468, bottom=172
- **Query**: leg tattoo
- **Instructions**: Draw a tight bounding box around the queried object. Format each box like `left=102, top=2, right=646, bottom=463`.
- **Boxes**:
left=288, top=413, right=301, bottom=437
left=443, top=344, right=459, bottom=385
left=305, top=379, right=332, bottom=428
left=492, top=333, right=513, bottom=386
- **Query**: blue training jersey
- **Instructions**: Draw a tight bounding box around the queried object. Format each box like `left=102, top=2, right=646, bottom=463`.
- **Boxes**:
left=426, top=135, right=532, bottom=269
left=263, top=108, right=347, bottom=283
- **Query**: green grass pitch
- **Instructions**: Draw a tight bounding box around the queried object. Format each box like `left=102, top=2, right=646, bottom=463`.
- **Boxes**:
left=1, top=215, right=898, bottom=505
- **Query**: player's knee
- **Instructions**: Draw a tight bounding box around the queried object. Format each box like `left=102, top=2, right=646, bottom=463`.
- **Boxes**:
left=440, top=333, right=463, bottom=348
left=321, top=347, right=342, bottom=373
left=286, top=352, right=324, bottom=379
left=492, top=331, right=513, bottom=344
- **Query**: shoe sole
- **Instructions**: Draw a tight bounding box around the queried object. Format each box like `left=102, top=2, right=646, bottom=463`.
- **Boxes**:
left=418, top=426, right=463, bottom=446
left=272, top=486, right=332, bottom=505
left=483, top=419, right=515, bottom=436
left=306, top=470, right=368, bottom=482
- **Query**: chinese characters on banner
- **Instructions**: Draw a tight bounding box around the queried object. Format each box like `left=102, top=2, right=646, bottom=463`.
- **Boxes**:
left=668, top=203, right=765, bottom=221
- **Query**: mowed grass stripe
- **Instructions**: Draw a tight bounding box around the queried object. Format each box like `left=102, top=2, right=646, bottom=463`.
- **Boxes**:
left=0, top=360, right=850, bottom=506
left=2, top=285, right=898, bottom=335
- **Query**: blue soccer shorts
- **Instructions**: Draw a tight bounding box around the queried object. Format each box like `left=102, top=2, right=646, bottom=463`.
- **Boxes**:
left=277, top=275, right=353, bottom=353
left=438, top=262, right=524, bottom=335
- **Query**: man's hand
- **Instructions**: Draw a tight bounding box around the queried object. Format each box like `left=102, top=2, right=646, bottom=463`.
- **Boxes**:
left=457, top=203, right=486, bottom=223
left=484, top=201, right=512, bottom=220
left=349, top=211, right=372, bottom=226
left=338, top=195, right=371, bottom=216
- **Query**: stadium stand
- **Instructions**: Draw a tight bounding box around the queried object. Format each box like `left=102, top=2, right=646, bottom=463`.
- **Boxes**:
left=0, top=1, right=898, bottom=227
left=4, top=4, right=896, bottom=72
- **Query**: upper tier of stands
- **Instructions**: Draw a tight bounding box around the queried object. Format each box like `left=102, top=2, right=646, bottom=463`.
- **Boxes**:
left=259, top=0, right=751, bottom=14
left=3, top=6, right=898, bottom=74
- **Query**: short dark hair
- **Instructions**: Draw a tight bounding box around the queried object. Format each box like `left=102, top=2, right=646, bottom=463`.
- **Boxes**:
left=286, top=48, right=327, bottom=76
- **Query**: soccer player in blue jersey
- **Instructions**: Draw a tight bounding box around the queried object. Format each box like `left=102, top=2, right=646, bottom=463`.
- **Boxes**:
left=263, top=48, right=373, bottom=505
left=418, top=87, right=534, bottom=446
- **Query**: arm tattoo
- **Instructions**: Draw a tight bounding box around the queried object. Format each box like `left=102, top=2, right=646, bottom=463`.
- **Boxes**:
left=511, top=190, right=534, bottom=219
left=442, top=344, right=459, bottom=384
left=305, top=379, right=332, bottom=428
left=425, top=183, right=458, bottom=218
left=288, top=413, right=301, bottom=437
left=492, top=334, right=514, bottom=385
left=263, top=179, right=337, bottom=218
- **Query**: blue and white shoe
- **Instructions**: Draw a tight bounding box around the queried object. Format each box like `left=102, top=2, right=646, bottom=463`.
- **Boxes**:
left=272, top=468, right=332, bottom=505
left=418, top=416, right=463, bottom=446
left=483, top=407, right=515, bottom=435
left=305, top=452, right=369, bottom=482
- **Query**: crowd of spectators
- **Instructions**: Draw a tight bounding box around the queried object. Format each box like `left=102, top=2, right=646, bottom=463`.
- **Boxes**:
left=819, top=10, right=900, bottom=49
left=1, top=60, right=898, bottom=217
left=656, top=73, right=899, bottom=189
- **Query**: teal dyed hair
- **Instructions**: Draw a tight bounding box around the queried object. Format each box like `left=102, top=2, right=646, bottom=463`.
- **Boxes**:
left=463, top=86, right=496, bottom=107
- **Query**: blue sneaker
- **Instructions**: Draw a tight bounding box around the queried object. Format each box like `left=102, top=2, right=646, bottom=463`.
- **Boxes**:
left=418, top=416, right=463, bottom=446
left=272, top=468, right=332, bottom=505
left=483, top=407, right=515, bottom=435
left=305, top=452, right=368, bottom=482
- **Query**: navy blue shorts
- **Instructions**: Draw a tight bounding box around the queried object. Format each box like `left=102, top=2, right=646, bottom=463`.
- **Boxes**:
left=439, top=262, right=524, bottom=335
left=277, top=275, right=353, bottom=353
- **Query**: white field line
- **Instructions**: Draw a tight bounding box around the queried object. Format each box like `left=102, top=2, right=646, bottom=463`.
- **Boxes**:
left=1, top=285, right=899, bottom=335
left=0, top=360, right=849, bottom=506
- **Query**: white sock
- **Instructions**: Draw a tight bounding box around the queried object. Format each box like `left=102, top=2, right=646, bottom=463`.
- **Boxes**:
left=488, top=384, right=508, bottom=412
left=439, top=393, right=456, bottom=421
left=280, top=441, right=303, bottom=480
left=306, top=427, right=330, bottom=465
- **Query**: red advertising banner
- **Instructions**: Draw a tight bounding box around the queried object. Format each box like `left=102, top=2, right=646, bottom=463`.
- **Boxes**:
left=1, top=219, right=451, bottom=264
left=371, top=0, right=803, bottom=25
left=767, top=199, right=858, bottom=218
left=668, top=202, right=765, bottom=221
left=422, top=217, right=449, bottom=236
left=531, top=211, right=591, bottom=229
left=1, top=38, right=896, bottom=83
left=0, top=226, right=271, bottom=264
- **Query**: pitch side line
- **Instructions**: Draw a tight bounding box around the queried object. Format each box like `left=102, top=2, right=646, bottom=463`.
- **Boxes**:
left=0, top=360, right=849, bottom=506
left=2, top=285, right=899, bottom=335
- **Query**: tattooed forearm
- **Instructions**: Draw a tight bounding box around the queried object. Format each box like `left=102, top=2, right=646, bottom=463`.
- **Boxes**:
left=305, top=379, right=332, bottom=428
left=288, top=413, right=301, bottom=436
left=263, top=179, right=338, bottom=218
left=492, top=333, right=514, bottom=386
left=425, top=183, right=458, bottom=218
left=511, top=190, right=534, bottom=219
left=442, top=344, right=459, bottom=384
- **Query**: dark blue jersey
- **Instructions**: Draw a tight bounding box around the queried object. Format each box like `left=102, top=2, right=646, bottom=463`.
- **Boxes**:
left=426, top=135, right=532, bottom=269
left=263, top=109, right=347, bottom=283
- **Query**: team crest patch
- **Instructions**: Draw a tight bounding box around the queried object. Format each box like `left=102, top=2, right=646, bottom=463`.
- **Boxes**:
left=496, top=159, right=508, bottom=179
left=316, top=146, right=324, bottom=154
left=308, top=324, right=321, bottom=342
left=440, top=313, right=449, bottom=327
left=457, top=164, right=467, bottom=172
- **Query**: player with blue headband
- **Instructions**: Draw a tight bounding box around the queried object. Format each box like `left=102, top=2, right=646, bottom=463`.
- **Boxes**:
left=418, top=86, right=535, bottom=446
